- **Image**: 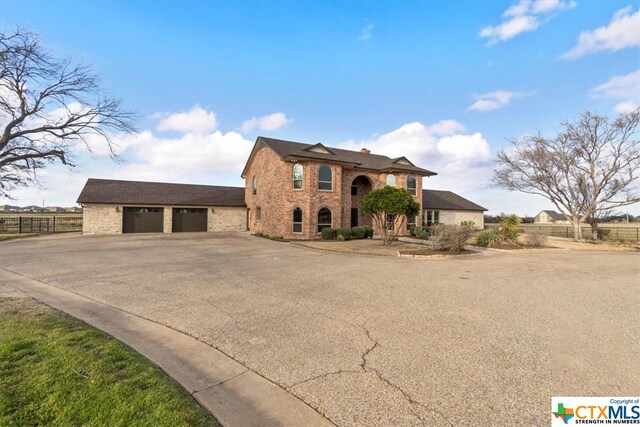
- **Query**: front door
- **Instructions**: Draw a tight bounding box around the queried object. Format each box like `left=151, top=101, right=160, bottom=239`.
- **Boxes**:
left=351, top=208, right=358, bottom=227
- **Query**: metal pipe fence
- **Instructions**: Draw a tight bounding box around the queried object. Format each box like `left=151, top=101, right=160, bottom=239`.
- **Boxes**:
left=485, top=223, right=640, bottom=241
left=0, top=215, right=82, bottom=234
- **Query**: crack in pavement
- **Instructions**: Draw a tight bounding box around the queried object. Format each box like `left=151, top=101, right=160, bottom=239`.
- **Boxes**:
left=288, top=322, right=454, bottom=427
left=198, top=297, right=254, bottom=335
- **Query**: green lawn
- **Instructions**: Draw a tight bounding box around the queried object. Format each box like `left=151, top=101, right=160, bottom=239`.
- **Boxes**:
left=0, top=298, right=220, bottom=426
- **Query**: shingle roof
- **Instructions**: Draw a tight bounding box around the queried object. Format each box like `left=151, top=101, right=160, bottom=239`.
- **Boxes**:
left=422, top=189, right=487, bottom=211
left=241, top=137, right=437, bottom=177
left=541, top=210, right=566, bottom=221
left=77, top=179, right=246, bottom=207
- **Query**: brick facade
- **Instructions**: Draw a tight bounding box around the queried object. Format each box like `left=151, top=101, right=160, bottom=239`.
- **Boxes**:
left=244, top=145, right=426, bottom=239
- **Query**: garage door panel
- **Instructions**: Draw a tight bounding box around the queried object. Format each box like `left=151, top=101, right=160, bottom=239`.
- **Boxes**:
left=172, top=208, right=207, bottom=232
left=123, top=207, right=164, bottom=233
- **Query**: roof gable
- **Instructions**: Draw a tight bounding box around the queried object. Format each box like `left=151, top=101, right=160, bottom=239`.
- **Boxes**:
left=251, top=136, right=437, bottom=176
left=304, top=143, right=335, bottom=155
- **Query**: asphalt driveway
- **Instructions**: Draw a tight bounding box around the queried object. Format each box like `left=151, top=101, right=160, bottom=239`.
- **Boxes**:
left=1, top=232, right=638, bottom=426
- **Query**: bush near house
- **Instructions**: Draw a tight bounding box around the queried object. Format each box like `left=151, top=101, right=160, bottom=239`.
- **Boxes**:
left=522, top=232, right=547, bottom=246
left=363, top=226, right=374, bottom=238
left=410, top=226, right=431, bottom=239
left=475, top=230, right=501, bottom=247
left=336, top=228, right=352, bottom=241
left=428, top=224, right=475, bottom=253
left=499, top=214, right=521, bottom=244
left=351, top=227, right=368, bottom=239
left=321, top=228, right=336, bottom=240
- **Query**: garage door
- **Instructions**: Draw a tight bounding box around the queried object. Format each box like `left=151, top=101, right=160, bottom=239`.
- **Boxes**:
left=123, top=207, right=164, bottom=233
left=172, top=208, right=207, bottom=232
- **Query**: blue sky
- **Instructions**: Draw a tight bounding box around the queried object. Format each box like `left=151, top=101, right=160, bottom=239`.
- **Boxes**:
left=2, top=0, right=639, bottom=215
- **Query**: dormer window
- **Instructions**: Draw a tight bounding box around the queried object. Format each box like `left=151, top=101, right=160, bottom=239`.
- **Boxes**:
left=293, top=163, right=303, bottom=189
left=407, top=175, right=416, bottom=195
left=386, top=174, right=395, bottom=187
left=318, top=165, right=332, bottom=191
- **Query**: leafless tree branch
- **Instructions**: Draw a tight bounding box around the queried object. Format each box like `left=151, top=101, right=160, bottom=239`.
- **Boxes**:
left=0, top=27, right=137, bottom=199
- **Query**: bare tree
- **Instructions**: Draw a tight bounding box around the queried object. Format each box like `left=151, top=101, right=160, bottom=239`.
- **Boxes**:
left=493, top=110, right=640, bottom=241
left=0, top=28, right=136, bottom=198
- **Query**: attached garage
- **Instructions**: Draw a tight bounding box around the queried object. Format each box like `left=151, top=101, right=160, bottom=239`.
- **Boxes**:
left=77, top=179, right=247, bottom=235
left=172, top=208, right=207, bottom=232
left=123, top=207, right=164, bottom=233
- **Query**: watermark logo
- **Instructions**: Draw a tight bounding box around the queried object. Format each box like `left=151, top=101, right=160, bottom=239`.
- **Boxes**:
left=551, top=397, right=640, bottom=426
left=553, top=402, right=575, bottom=424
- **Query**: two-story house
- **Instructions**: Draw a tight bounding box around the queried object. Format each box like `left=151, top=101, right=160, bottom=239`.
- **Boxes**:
left=77, top=136, right=486, bottom=236
left=240, top=137, right=436, bottom=239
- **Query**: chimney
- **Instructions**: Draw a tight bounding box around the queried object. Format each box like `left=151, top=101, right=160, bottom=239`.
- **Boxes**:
left=360, top=148, right=371, bottom=154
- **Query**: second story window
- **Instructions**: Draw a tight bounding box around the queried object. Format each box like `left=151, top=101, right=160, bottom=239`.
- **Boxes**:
left=386, top=173, right=395, bottom=187
left=293, top=163, right=303, bottom=189
left=318, top=165, right=332, bottom=191
left=407, top=175, right=416, bottom=195
left=252, top=176, right=257, bottom=195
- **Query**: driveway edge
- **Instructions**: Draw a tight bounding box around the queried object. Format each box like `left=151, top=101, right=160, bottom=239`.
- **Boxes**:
left=0, top=268, right=334, bottom=427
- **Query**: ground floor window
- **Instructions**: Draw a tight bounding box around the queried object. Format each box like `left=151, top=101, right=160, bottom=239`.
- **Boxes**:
left=406, top=215, right=417, bottom=230
left=317, top=208, right=332, bottom=233
left=423, top=210, right=439, bottom=226
left=293, top=208, right=303, bottom=233
left=256, top=207, right=261, bottom=221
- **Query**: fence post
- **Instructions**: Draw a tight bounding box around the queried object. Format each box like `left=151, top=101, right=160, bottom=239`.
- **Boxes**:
left=19, top=216, right=22, bottom=234
left=53, top=216, right=56, bottom=234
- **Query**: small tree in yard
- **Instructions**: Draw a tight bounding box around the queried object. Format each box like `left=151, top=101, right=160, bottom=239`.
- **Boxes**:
left=361, top=186, right=420, bottom=245
left=0, top=28, right=136, bottom=198
left=493, top=110, right=640, bottom=241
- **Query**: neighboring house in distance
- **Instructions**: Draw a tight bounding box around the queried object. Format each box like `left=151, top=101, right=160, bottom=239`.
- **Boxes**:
left=422, top=189, right=487, bottom=229
left=77, top=179, right=246, bottom=234
left=534, top=210, right=570, bottom=224
left=64, top=206, right=83, bottom=213
left=45, top=206, right=64, bottom=213
left=241, top=137, right=437, bottom=239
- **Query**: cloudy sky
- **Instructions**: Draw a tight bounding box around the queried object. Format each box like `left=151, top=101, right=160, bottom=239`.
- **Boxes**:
left=2, top=0, right=639, bottom=215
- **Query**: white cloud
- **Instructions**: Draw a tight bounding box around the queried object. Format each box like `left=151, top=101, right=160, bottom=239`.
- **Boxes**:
left=240, top=112, right=292, bottom=134
left=340, top=120, right=493, bottom=196
left=614, top=101, right=639, bottom=114
left=467, top=90, right=530, bottom=112
left=156, top=105, right=218, bottom=134
left=480, top=0, right=576, bottom=45
left=358, top=23, right=375, bottom=41
left=590, top=69, right=640, bottom=114
left=562, top=7, right=640, bottom=60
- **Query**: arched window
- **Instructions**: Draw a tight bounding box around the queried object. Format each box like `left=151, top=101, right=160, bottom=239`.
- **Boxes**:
left=407, top=175, right=416, bottom=195
left=386, top=173, right=395, bottom=187
left=317, top=208, right=332, bottom=232
left=293, top=163, right=303, bottom=189
left=292, top=208, right=303, bottom=233
left=318, top=165, right=332, bottom=191
left=252, top=176, right=257, bottom=195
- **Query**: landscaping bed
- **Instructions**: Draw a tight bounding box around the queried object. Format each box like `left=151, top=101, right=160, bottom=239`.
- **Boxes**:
left=397, top=248, right=480, bottom=258
left=0, top=297, right=219, bottom=426
left=292, top=238, right=428, bottom=257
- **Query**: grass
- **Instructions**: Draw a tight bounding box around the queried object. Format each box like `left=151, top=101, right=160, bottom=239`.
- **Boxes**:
left=0, top=234, right=37, bottom=242
left=0, top=298, right=219, bottom=427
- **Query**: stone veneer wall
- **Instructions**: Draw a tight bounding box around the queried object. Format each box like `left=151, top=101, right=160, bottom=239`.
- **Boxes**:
left=209, top=207, right=247, bottom=232
left=438, top=210, right=485, bottom=229
left=82, top=204, right=246, bottom=234
left=82, top=204, right=122, bottom=234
